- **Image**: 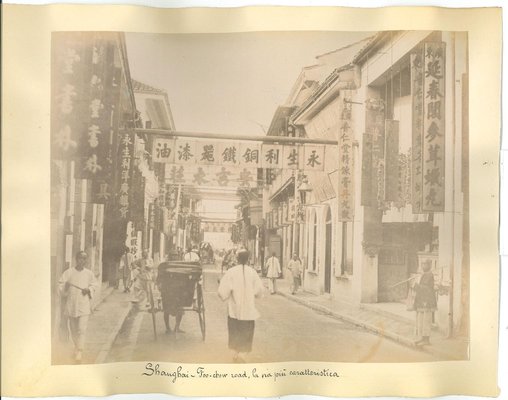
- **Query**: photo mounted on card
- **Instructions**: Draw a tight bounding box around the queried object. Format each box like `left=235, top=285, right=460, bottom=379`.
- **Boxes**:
left=2, top=4, right=501, bottom=399
left=50, top=29, right=468, bottom=365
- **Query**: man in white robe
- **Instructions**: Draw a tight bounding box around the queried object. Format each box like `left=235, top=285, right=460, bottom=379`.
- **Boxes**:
left=58, top=251, right=99, bottom=362
left=265, top=252, right=281, bottom=294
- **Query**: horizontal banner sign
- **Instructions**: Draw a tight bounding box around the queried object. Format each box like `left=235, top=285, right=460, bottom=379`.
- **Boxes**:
left=165, top=164, right=258, bottom=188
left=153, top=138, right=325, bottom=171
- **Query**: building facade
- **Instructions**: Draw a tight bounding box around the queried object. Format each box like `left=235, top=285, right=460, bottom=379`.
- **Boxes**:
left=265, top=31, right=469, bottom=338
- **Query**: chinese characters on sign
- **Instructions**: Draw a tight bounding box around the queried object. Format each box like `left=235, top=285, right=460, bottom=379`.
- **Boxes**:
left=152, top=139, right=326, bottom=171
left=303, top=145, right=325, bottom=171
left=412, top=42, right=446, bottom=213
left=153, top=137, right=175, bottom=163
left=164, top=164, right=258, bottom=188
left=421, top=42, right=446, bottom=212
left=117, top=131, right=134, bottom=220
left=384, top=119, right=400, bottom=202
left=338, top=92, right=354, bottom=221
left=362, top=98, right=385, bottom=207
left=52, top=33, right=87, bottom=160
left=411, top=48, right=425, bottom=212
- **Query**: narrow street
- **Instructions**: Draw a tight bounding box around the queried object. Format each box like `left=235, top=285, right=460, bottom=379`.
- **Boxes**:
left=106, top=263, right=437, bottom=364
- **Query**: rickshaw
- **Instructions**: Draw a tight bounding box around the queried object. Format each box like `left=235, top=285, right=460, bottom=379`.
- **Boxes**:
left=148, top=261, right=206, bottom=341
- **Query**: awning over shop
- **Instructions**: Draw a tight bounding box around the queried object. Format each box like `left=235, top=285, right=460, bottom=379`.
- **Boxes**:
left=269, top=176, right=295, bottom=202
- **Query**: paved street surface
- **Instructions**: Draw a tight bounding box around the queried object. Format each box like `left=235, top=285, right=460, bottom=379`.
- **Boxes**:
left=107, top=264, right=438, bottom=364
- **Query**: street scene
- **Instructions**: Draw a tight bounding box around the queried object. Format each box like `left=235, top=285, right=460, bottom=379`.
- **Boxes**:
left=51, top=30, right=470, bottom=365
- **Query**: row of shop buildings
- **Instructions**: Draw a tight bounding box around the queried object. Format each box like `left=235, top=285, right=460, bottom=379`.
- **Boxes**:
left=235, top=30, right=469, bottom=338
left=50, top=32, right=200, bottom=350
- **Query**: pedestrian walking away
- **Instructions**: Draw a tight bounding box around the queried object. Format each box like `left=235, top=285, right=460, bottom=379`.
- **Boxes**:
left=131, top=250, right=154, bottom=309
left=218, top=249, right=265, bottom=363
left=156, top=263, right=185, bottom=334
left=119, top=246, right=134, bottom=293
left=58, top=251, right=99, bottom=363
left=413, top=261, right=437, bottom=346
left=265, top=252, right=281, bottom=294
left=287, top=253, right=303, bottom=295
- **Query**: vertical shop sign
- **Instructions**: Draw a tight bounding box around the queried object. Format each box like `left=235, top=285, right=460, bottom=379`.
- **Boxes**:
left=361, top=132, right=373, bottom=206
left=384, top=119, right=400, bottom=202
left=396, top=153, right=408, bottom=207
left=148, top=202, right=156, bottom=230
left=77, top=37, right=112, bottom=181
left=51, top=32, right=88, bottom=160
left=422, top=42, right=446, bottom=211
left=338, top=93, right=354, bottom=221
left=130, top=171, right=145, bottom=228
left=92, top=62, right=123, bottom=203
left=363, top=99, right=385, bottom=207
left=288, top=198, right=296, bottom=223
left=117, top=130, right=134, bottom=220
left=411, top=48, right=425, bottom=213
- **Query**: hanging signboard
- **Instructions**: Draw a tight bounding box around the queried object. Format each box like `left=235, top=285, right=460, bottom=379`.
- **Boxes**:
left=219, top=142, right=240, bottom=166
left=362, top=99, right=385, bottom=207
left=195, top=140, right=219, bottom=165
left=153, top=137, right=176, bottom=163
left=261, top=144, right=283, bottom=169
left=51, top=32, right=88, bottom=160
left=174, top=139, right=197, bottom=165
left=117, top=131, right=134, bottom=220
left=282, top=145, right=300, bottom=170
left=338, top=92, right=354, bottom=221
left=281, top=202, right=288, bottom=226
left=411, top=48, right=425, bottom=213
left=165, top=164, right=258, bottom=188
left=385, top=119, right=400, bottom=202
left=361, top=132, right=373, bottom=206
left=421, top=42, right=446, bottom=212
left=239, top=142, right=261, bottom=167
left=288, top=198, right=296, bottom=223
left=153, top=138, right=327, bottom=171
left=303, top=145, right=325, bottom=171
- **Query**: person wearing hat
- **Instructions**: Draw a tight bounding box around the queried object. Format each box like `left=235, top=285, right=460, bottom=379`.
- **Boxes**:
left=58, top=251, right=99, bottom=363
left=131, top=250, right=154, bottom=309
left=218, top=249, right=265, bottom=363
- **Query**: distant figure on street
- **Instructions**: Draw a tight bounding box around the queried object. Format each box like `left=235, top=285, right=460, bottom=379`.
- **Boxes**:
left=218, top=249, right=264, bottom=363
left=58, top=251, right=99, bottom=363
left=131, top=250, right=154, bottom=309
left=413, top=261, right=437, bottom=346
left=183, top=246, right=200, bottom=262
left=265, top=252, right=281, bottom=294
left=119, top=246, right=134, bottom=293
left=287, top=253, right=303, bottom=295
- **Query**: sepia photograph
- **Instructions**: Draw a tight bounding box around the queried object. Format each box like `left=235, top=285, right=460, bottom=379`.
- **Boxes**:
left=50, top=29, right=471, bottom=366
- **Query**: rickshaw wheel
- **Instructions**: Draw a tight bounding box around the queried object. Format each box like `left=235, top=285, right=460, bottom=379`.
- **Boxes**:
left=197, top=284, right=206, bottom=341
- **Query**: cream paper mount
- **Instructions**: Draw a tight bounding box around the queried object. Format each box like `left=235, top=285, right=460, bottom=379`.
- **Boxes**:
left=1, top=4, right=502, bottom=398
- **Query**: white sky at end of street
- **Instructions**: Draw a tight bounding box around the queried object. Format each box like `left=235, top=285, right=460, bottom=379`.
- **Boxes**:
left=125, top=31, right=373, bottom=136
